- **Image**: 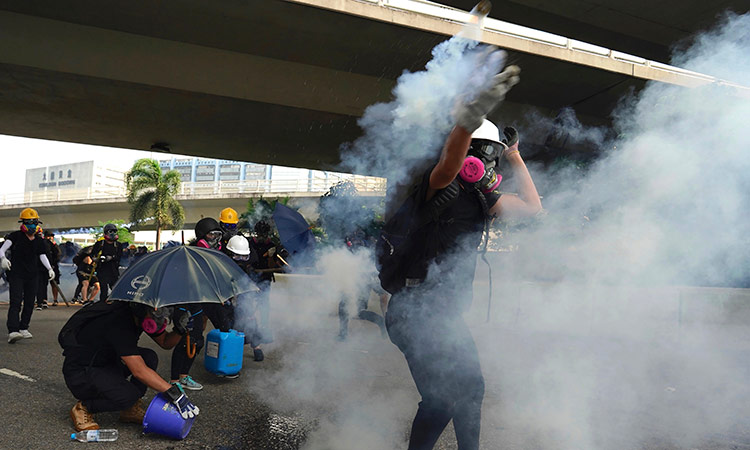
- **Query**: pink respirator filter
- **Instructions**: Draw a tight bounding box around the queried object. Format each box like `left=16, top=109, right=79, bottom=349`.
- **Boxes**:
left=459, top=156, right=485, bottom=183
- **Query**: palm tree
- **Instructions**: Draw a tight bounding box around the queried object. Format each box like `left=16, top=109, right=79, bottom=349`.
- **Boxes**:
left=125, top=158, right=185, bottom=249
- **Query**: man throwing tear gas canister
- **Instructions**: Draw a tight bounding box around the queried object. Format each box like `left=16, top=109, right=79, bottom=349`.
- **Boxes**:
left=383, top=56, right=541, bottom=449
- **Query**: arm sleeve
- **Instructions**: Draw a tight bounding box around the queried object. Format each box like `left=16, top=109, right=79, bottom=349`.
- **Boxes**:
left=0, top=239, right=11, bottom=257
left=39, top=254, right=52, bottom=271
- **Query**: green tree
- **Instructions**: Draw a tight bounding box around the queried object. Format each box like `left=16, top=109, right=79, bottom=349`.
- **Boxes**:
left=125, top=158, right=185, bottom=249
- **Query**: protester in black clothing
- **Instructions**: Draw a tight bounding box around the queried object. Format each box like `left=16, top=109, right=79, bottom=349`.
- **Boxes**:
left=0, top=208, right=55, bottom=344
left=63, top=302, right=199, bottom=431
left=247, top=220, right=279, bottom=361
left=383, top=61, right=541, bottom=450
left=74, top=247, right=99, bottom=304
left=43, top=230, right=62, bottom=306
left=168, top=217, right=223, bottom=391
left=91, top=224, right=122, bottom=301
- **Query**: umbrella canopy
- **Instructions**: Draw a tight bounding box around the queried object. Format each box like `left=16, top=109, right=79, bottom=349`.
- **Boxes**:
left=273, top=203, right=316, bottom=255
left=109, top=245, right=256, bottom=309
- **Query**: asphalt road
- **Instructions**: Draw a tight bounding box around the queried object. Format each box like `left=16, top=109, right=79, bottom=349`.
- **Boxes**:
left=1, top=266, right=749, bottom=449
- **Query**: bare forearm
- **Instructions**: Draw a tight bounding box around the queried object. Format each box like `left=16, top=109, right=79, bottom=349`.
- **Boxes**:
left=430, top=126, right=472, bottom=189
left=507, top=153, right=542, bottom=211
left=133, top=366, right=172, bottom=392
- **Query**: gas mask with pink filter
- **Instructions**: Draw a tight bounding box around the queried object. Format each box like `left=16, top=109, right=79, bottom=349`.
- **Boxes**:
left=459, top=119, right=509, bottom=193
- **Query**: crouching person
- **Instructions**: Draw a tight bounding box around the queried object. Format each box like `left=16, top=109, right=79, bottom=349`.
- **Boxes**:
left=60, top=301, right=199, bottom=431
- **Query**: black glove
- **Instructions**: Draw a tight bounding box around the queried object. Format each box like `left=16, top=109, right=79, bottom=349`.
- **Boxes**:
left=172, top=309, right=190, bottom=335
left=164, top=385, right=200, bottom=419
left=502, top=126, right=519, bottom=147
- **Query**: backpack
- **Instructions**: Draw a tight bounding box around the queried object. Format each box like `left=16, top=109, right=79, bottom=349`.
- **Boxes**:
left=376, top=179, right=460, bottom=294
left=58, top=301, right=129, bottom=359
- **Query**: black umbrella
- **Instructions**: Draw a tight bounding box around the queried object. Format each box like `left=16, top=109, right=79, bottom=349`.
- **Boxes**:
left=109, top=246, right=256, bottom=309
left=272, top=203, right=316, bottom=255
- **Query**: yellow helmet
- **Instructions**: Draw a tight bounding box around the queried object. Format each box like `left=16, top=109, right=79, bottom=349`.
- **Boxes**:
left=219, top=207, right=239, bottom=224
left=19, top=207, right=39, bottom=221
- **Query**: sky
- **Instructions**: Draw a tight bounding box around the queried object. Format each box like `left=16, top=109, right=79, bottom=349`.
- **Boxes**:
left=0, top=134, right=171, bottom=194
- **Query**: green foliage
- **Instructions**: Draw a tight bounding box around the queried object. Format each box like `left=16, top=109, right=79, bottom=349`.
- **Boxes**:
left=93, top=220, right=134, bottom=244
left=125, top=159, right=185, bottom=235
left=240, top=196, right=291, bottom=231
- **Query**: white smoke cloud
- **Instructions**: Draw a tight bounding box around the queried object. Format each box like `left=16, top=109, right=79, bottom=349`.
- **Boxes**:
left=239, top=10, right=750, bottom=450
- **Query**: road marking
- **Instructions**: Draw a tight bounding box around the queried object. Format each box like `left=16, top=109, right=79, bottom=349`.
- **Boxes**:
left=0, top=368, right=36, bottom=382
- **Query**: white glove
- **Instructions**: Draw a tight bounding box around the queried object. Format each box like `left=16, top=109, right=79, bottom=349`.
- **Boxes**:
left=0, top=257, right=10, bottom=271
left=48, top=269, right=55, bottom=280
left=455, top=64, right=521, bottom=133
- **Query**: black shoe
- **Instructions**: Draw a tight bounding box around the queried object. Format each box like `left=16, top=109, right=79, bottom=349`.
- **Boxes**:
left=253, top=348, right=264, bottom=361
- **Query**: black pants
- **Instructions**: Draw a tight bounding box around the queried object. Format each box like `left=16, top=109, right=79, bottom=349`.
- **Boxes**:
left=36, top=272, right=48, bottom=305
left=171, top=312, right=205, bottom=380
left=7, top=273, right=38, bottom=333
left=98, top=273, right=118, bottom=301
left=63, top=347, right=158, bottom=413
left=386, top=290, right=484, bottom=450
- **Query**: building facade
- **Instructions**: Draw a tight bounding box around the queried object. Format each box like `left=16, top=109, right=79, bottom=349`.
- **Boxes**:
left=24, top=161, right=125, bottom=192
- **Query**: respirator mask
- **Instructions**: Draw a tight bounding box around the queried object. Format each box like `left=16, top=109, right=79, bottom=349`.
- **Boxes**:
left=204, top=230, right=222, bottom=248
left=459, top=139, right=504, bottom=193
left=20, top=219, right=40, bottom=235
left=142, top=306, right=173, bottom=335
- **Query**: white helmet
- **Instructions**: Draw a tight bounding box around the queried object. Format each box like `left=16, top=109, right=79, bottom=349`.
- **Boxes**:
left=471, top=119, right=501, bottom=143
left=226, top=235, right=250, bottom=255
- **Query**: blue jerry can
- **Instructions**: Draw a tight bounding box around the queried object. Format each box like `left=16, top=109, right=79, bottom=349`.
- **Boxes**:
left=204, top=329, right=245, bottom=376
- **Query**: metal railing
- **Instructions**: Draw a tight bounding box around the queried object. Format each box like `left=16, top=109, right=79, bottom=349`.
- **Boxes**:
left=0, top=175, right=386, bottom=207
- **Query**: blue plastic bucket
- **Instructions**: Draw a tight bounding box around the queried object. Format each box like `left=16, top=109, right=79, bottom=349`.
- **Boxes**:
left=142, top=393, right=195, bottom=440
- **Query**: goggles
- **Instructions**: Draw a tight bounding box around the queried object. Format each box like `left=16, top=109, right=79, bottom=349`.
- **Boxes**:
left=206, top=230, right=223, bottom=240
left=21, top=219, right=39, bottom=226
left=232, top=254, right=250, bottom=261
left=469, top=140, right=505, bottom=161
left=105, top=230, right=118, bottom=237
left=222, top=222, right=238, bottom=231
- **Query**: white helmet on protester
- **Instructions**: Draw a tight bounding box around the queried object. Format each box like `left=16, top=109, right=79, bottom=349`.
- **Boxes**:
left=470, top=119, right=501, bottom=143
left=226, top=235, right=250, bottom=255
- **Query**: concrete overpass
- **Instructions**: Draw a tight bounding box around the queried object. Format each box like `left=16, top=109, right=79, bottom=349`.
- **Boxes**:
left=1, top=0, right=746, bottom=174
left=0, top=177, right=386, bottom=232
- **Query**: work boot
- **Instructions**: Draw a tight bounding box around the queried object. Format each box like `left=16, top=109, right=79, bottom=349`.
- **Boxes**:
left=70, top=401, right=99, bottom=432
left=119, top=398, right=146, bottom=424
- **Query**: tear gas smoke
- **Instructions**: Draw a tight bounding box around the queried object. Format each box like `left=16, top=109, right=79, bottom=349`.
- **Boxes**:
left=240, top=10, right=750, bottom=450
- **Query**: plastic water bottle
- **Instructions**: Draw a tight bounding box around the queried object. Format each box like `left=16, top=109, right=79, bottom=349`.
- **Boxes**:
left=70, top=429, right=119, bottom=442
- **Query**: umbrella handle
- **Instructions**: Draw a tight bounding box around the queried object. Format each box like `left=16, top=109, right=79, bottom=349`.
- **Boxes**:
left=186, top=334, right=197, bottom=359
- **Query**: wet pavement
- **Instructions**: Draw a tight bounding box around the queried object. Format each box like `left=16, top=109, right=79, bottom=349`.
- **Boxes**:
left=1, top=265, right=749, bottom=449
